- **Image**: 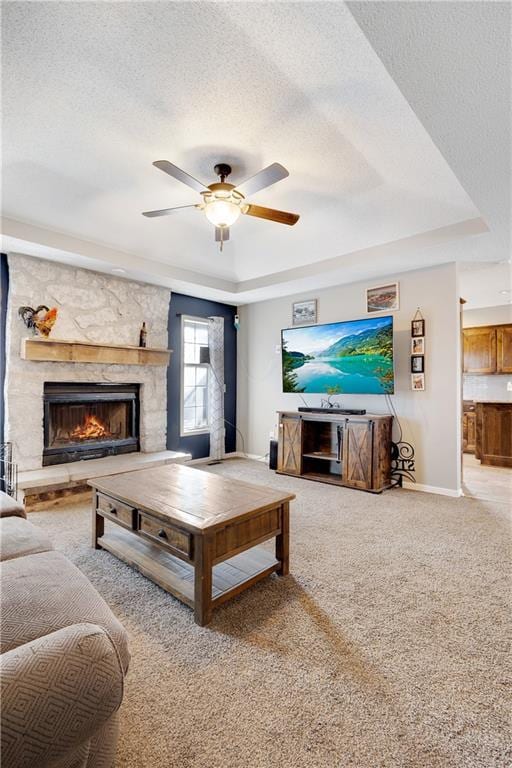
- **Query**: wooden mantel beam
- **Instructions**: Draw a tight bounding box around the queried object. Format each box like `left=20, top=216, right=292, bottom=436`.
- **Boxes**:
left=21, top=338, right=172, bottom=366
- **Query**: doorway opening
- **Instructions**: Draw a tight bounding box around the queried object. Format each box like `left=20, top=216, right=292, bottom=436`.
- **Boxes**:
left=460, top=300, right=512, bottom=504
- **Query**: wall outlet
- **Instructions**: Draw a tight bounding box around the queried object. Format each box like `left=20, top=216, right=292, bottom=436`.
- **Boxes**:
left=275, top=344, right=281, bottom=355
left=507, top=381, right=512, bottom=392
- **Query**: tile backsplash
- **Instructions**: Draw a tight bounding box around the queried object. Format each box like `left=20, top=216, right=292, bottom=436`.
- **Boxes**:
left=463, top=374, right=512, bottom=402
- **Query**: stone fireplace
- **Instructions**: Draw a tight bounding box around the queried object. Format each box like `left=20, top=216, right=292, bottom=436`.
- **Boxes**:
left=43, top=382, right=140, bottom=465
left=5, top=254, right=171, bottom=472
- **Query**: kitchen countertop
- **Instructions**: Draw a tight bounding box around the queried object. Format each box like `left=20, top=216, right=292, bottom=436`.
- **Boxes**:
left=465, top=400, right=512, bottom=405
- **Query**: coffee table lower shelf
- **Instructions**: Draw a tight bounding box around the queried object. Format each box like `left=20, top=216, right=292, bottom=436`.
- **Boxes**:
left=99, top=528, right=280, bottom=613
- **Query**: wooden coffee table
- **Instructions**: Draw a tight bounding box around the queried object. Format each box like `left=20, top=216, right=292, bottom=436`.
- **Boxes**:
left=89, top=463, right=294, bottom=625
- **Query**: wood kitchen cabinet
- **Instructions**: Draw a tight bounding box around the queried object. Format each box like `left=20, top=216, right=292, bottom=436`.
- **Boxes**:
left=475, top=402, right=512, bottom=467
left=497, top=325, right=512, bottom=373
left=463, top=327, right=497, bottom=374
left=463, top=324, right=512, bottom=374
left=462, top=402, right=476, bottom=454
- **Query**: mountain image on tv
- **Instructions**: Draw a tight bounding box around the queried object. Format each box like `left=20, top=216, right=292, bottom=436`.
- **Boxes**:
left=282, top=316, right=394, bottom=394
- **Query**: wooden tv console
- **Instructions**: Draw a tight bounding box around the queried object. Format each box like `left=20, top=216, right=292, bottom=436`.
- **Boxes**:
left=276, top=410, right=393, bottom=493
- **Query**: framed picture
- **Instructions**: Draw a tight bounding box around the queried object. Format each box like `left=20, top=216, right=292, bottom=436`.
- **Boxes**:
left=292, top=299, right=317, bottom=326
left=411, top=337, right=425, bottom=355
left=411, top=355, right=424, bottom=373
left=411, top=318, right=425, bottom=337
left=366, top=282, right=399, bottom=314
left=411, top=373, right=425, bottom=391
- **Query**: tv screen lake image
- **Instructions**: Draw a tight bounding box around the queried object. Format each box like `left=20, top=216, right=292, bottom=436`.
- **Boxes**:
left=282, top=316, right=394, bottom=395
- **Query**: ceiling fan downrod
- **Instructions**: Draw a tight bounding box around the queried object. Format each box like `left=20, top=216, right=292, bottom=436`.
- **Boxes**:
left=214, top=163, right=232, bottom=183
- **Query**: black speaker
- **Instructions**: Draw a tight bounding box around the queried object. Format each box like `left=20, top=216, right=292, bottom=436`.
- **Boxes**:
left=269, top=439, right=278, bottom=470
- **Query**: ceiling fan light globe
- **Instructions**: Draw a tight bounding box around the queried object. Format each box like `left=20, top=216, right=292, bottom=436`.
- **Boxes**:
left=204, top=199, right=241, bottom=228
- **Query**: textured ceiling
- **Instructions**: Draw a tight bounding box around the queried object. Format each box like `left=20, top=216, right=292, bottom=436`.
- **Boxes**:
left=1, top=1, right=509, bottom=304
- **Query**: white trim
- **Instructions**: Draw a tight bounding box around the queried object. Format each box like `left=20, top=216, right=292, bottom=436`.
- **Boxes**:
left=184, top=457, right=463, bottom=496
left=242, top=452, right=269, bottom=462
left=185, top=451, right=242, bottom=466
left=402, top=480, right=463, bottom=497
left=180, top=315, right=210, bottom=437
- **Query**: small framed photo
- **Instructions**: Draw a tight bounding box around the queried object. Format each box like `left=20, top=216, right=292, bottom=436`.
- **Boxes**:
left=411, top=318, right=425, bottom=337
left=366, top=282, right=400, bottom=314
left=292, top=299, right=317, bottom=326
left=411, top=337, right=425, bottom=355
left=411, top=373, right=425, bottom=391
left=411, top=355, right=424, bottom=373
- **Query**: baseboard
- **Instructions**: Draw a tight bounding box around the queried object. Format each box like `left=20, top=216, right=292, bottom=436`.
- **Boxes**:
left=403, top=481, right=463, bottom=498
left=241, top=453, right=269, bottom=463
left=187, top=458, right=462, bottom=496
left=186, top=452, right=248, bottom=466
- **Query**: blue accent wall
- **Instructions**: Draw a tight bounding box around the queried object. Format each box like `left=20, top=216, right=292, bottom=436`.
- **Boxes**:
left=0, top=254, right=8, bottom=445
left=167, top=292, right=237, bottom=459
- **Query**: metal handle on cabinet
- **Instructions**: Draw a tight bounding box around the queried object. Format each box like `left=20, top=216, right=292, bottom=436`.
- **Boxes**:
left=157, top=529, right=168, bottom=539
left=108, top=504, right=117, bottom=514
left=337, top=425, right=344, bottom=462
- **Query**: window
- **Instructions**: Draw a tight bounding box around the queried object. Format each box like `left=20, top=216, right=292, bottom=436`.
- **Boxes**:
left=181, top=316, right=209, bottom=435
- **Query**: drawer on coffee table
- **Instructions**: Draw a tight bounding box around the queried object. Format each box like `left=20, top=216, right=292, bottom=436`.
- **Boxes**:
left=138, top=512, right=192, bottom=559
left=97, top=493, right=136, bottom=529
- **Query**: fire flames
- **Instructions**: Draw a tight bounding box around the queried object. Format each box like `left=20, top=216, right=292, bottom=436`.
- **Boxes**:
left=70, top=414, right=111, bottom=441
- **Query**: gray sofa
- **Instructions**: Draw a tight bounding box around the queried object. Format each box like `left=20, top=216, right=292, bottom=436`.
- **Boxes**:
left=0, top=492, right=130, bottom=768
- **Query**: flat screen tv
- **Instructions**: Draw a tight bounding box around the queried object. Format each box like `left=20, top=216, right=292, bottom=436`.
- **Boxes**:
left=281, top=315, right=394, bottom=395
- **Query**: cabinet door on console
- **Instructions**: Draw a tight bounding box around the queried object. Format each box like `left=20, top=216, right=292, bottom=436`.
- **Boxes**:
left=277, top=415, right=302, bottom=475
left=343, top=419, right=373, bottom=490
left=497, top=325, right=512, bottom=373
left=463, top=327, right=497, bottom=374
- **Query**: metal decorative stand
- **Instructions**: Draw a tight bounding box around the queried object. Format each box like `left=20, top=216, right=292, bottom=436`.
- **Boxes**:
left=390, top=441, right=415, bottom=488
left=0, top=443, right=18, bottom=498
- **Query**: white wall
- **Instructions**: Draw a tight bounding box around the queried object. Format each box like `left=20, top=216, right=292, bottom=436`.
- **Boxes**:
left=462, top=303, right=512, bottom=403
left=237, top=263, right=461, bottom=494
left=463, top=304, right=512, bottom=327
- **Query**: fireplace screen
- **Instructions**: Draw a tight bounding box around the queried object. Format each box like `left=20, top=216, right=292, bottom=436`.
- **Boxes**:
left=43, top=383, right=139, bottom=466
left=47, top=401, right=131, bottom=447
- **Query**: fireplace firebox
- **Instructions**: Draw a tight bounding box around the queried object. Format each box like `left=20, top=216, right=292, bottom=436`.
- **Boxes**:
left=43, top=383, right=140, bottom=466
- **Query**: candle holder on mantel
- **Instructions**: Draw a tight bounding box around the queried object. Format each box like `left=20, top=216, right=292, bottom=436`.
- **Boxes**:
left=139, top=322, right=147, bottom=348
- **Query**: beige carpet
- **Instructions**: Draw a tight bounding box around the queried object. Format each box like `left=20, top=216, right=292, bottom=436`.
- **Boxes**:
left=30, top=459, right=511, bottom=768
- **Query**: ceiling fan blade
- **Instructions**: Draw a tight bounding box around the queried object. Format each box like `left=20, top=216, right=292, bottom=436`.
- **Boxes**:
left=153, top=160, right=207, bottom=193
left=235, top=163, right=289, bottom=197
left=142, top=204, right=197, bottom=218
left=243, top=204, right=299, bottom=226
left=215, top=227, right=230, bottom=242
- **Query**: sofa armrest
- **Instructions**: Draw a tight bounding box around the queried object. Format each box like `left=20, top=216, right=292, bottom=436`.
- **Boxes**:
left=0, top=491, right=26, bottom=519
left=1, top=622, right=125, bottom=768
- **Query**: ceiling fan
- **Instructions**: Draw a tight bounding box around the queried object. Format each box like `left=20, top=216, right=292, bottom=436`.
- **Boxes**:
left=142, top=161, right=300, bottom=250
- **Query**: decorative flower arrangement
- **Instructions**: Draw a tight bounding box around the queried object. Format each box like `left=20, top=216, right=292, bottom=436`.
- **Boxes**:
left=18, top=305, right=58, bottom=337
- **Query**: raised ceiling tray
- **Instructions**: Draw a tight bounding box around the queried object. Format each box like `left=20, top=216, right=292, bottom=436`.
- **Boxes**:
left=21, top=338, right=172, bottom=366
